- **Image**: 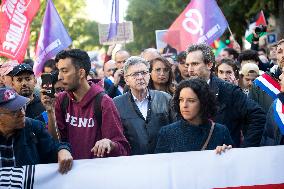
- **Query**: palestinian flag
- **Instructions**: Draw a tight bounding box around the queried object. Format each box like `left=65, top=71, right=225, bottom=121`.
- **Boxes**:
left=245, top=10, right=267, bottom=43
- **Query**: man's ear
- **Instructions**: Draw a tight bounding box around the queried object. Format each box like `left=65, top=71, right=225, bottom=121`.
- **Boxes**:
left=124, top=76, right=129, bottom=86
left=33, top=75, right=37, bottom=85
left=79, top=69, right=86, bottom=79
left=11, top=77, right=15, bottom=87
left=207, top=62, right=213, bottom=70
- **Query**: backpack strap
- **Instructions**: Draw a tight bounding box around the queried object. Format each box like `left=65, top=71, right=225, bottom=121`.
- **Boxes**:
left=93, top=91, right=105, bottom=128
left=60, top=91, right=105, bottom=128
left=61, top=92, right=69, bottom=117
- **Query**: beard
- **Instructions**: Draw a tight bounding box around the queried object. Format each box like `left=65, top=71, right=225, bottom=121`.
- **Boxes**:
left=66, top=74, right=81, bottom=92
left=20, top=88, right=33, bottom=97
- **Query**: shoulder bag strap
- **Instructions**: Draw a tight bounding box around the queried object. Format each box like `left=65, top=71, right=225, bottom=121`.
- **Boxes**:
left=201, top=121, right=215, bottom=151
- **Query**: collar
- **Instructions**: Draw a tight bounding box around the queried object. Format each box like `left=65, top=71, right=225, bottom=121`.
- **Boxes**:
left=132, top=90, right=150, bottom=102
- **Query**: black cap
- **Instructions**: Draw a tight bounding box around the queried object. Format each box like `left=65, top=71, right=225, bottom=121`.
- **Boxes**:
left=10, top=63, right=34, bottom=76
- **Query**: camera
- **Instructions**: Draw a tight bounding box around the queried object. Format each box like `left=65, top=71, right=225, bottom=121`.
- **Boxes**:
left=113, top=68, right=125, bottom=86
left=255, top=25, right=267, bottom=34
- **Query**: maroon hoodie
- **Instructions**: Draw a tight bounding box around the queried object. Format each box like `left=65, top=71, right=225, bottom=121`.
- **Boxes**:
left=55, top=81, right=130, bottom=160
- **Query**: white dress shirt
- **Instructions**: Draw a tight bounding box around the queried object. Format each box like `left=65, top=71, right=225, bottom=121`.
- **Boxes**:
left=132, top=92, right=149, bottom=120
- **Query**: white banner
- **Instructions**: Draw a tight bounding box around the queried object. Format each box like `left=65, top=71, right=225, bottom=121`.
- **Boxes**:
left=1, top=146, right=284, bottom=189
left=98, top=21, right=134, bottom=45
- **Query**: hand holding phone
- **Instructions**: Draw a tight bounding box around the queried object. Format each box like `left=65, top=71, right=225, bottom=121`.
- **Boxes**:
left=41, top=73, right=55, bottom=98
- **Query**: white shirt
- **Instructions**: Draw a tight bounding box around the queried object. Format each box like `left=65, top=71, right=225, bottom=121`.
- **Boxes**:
left=132, top=92, right=149, bottom=120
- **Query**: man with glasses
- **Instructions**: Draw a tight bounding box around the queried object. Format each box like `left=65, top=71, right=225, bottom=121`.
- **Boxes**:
left=113, top=56, right=173, bottom=155
left=0, top=87, right=73, bottom=174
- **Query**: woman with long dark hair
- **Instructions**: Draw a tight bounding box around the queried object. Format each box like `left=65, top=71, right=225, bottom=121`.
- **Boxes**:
left=155, top=79, right=233, bottom=154
left=149, top=57, right=175, bottom=95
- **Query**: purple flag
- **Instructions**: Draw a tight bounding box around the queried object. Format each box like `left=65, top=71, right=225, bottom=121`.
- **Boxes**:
left=107, top=0, right=119, bottom=40
left=34, top=0, right=72, bottom=77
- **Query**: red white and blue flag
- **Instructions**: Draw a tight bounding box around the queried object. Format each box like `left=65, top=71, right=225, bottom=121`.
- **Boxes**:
left=254, top=73, right=280, bottom=100
left=273, top=99, right=284, bottom=135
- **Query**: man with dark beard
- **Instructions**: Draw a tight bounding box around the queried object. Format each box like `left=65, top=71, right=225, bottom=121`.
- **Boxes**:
left=10, top=64, right=45, bottom=120
left=52, top=49, right=130, bottom=160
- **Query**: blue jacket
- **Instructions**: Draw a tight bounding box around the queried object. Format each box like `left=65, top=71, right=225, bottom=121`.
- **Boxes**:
left=0, top=118, right=71, bottom=167
left=155, top=119, right=233, bottom=153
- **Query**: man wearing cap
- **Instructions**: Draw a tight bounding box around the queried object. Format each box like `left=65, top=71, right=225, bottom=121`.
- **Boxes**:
left=0, top=87, right=73, bottom=173
left=0, top=60, right=18, bottom=88
left=239, top=63, right=260, bottom=95
left=10, top=63, right=45, bottom=120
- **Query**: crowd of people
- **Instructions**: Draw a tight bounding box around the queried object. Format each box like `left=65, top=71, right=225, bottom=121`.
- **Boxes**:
left=0, top=28, right=283, bottom=174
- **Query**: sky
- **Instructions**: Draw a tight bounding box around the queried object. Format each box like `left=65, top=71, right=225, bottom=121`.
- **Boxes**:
left=85, top=0, right=129, bottom=23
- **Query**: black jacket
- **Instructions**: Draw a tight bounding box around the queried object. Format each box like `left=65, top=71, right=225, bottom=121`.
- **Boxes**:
left=210, top=76, right=266, bottom=147
left=249, top=84, right=274, bottom=114
left=0, top=118, right=71, bottom=166
left=113, top=90, right=173, bottom=155
left=261, top=93, right=284, bottom=146
left=26, top=94, right=45, bottom=120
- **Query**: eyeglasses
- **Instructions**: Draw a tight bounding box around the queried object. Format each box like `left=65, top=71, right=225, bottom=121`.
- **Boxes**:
left=125, top=70, right=149, bottom=78
left=152, top=68, right=170, bottom=74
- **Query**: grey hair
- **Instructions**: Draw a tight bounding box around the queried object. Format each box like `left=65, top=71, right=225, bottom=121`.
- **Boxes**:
left=186, top=43, right=216, bottom=66
left=123, top=56, right=150, bottom=74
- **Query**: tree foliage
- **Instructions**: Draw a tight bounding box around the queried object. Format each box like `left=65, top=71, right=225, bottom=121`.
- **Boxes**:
left=126, top=0, right=281, bottom=53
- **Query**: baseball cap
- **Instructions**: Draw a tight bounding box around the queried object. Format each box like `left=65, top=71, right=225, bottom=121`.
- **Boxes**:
left=0, top=87, right=29, bottom=111
left=0, top=60, right=19, bottom=77
left=240, top=63, right=259, bottom=76
left=10, top=63, right=34, bottom=76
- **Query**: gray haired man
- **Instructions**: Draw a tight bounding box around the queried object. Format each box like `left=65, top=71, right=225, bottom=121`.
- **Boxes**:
left=113, top=56, right=173, bottom=155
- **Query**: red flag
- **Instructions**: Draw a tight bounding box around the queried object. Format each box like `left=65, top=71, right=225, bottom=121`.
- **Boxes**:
left=163, top=0, right=228, bottom=52
left=256, top=10, right=267, bottom=26
left=0, top=0, right=40, bottom=62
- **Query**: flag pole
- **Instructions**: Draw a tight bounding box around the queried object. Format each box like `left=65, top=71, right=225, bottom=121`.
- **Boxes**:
left=228, top=26, right=235, bottom=41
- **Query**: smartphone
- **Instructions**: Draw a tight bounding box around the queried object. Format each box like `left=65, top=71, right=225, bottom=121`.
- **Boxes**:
left=41, top=73, right=55, bottom=98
